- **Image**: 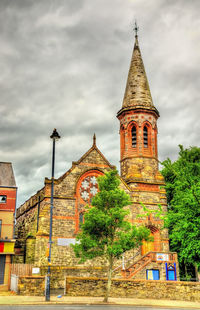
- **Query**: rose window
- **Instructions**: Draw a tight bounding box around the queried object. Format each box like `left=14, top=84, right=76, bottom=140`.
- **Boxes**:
left=79, top=175, right=99, bottom=203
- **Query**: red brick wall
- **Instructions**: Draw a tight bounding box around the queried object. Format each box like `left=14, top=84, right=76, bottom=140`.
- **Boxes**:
left=0, top=188, right=16, bottom=212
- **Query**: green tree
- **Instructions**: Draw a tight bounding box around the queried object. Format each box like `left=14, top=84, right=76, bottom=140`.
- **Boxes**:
left=161, top=145, right=200, bottom=280
left=72, top=169, right=151, bottom=302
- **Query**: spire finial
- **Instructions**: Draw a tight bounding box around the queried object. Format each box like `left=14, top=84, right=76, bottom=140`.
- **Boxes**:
left=134, top=20, right=139, bottom=37
left=93, top=133, right=96, bottom=146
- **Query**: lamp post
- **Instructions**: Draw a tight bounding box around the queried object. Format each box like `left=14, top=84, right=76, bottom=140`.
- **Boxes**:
left=45, top=128, right=61, bottom=301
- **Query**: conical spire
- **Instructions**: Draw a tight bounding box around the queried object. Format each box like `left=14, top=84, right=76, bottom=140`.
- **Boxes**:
left=118, top=34, right=159, bottom=116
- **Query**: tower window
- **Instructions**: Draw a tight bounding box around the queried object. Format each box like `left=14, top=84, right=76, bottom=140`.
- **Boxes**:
left=131, top=126, right=137, bottom=148
left=143, top=126, right=148, bottom=148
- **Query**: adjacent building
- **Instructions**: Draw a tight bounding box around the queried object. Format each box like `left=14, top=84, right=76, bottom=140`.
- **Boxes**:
left=0, top=162, right=17, bottom=290
left=15, top=33, right=178, bottom=282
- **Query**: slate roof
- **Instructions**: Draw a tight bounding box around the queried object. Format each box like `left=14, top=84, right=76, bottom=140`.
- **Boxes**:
left=118, top=35, right=159, bottom=117
left=0, top=162, right=16, bottom=187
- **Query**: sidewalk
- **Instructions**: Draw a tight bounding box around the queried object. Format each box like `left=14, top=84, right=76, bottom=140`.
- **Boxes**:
left=0, top=294, right=200, bottom=308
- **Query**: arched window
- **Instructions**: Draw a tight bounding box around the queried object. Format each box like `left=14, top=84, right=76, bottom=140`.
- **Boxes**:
left=131, top=126, right=137, bottom=148
left=143, top=126, right=148, bottom=148
left=79, top=212, right=84, bottom=228
left=120, top=126, right=125, bottom=155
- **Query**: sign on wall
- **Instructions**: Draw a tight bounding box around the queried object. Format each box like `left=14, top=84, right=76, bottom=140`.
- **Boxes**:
left=156, top=253, right=169, bottom=261
left=57, top=238, right=76, bottom=246
left=32, top=267, right=40, bottom=275
left=0, top=242, right=15, bottom=254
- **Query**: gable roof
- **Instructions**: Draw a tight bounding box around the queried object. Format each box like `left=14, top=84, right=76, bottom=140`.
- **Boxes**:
left=49, top=135, right=115, bottom=184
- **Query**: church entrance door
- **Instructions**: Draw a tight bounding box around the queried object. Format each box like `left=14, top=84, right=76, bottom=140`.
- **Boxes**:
left=141, top=233, right=154, bottom=256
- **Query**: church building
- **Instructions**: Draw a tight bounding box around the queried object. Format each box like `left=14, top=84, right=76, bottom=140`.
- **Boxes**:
left=15, top=32, right=178, bottom=283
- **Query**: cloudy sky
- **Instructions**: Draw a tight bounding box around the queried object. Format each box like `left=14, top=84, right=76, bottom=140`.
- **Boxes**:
left=0, top=0, right=200, bottom=207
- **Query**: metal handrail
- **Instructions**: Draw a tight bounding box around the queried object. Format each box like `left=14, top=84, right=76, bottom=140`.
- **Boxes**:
left=113, top=249, right=141, bottom=272
left=113, top=250, right=177, bottom=273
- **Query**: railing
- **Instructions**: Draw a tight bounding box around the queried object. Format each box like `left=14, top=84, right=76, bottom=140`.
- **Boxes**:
left=113, top=249, right=141, bottom=273
left=121, top=251, right=178, bottom=279
left=123, top=252, right=152, bottom=278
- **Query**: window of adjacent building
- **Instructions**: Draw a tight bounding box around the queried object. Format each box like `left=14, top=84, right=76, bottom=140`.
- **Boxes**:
left=0, top=196, right=6, bottom=203
left=131, top=126, right=137, bottom=147
left=143, top=126, right=148, bottom=148
left=0, top=220, right=2, bottom=237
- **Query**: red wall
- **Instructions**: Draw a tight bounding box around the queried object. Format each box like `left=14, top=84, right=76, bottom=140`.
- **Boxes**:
left=0, top=188, right=16, bottom=212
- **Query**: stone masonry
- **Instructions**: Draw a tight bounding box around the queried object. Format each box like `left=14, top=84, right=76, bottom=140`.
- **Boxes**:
left=14, top=33, right=178, bottom=285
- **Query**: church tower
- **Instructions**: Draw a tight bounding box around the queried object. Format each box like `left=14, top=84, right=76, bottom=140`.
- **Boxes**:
left=117, top=31, right=163, bottom=188
left=117, top=28, right=171, bottom=259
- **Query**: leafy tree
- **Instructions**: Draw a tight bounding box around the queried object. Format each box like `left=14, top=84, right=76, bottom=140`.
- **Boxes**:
left=161, top=145, right=200, bottom=280
left=72, top=169, right=151, bottom=302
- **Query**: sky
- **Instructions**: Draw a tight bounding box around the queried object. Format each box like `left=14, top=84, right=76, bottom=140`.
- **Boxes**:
left=0, top=0, right=200, bottom=207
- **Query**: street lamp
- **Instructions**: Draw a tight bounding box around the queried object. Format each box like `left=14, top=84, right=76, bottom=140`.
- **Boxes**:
left=45, top=128, right=61, bottom=301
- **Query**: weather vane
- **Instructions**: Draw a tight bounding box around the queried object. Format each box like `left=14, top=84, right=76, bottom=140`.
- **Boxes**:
left=134, top=20, right=139, bottom=37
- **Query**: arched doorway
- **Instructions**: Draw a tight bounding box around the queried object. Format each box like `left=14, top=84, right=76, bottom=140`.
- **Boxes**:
left=141, top=226, right=161, bottom=256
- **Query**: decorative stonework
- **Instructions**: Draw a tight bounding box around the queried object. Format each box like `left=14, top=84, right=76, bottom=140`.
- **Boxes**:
left=79, top=175, right=98, bottom=203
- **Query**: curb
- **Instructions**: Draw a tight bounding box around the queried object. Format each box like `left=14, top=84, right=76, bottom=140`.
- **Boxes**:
left=0, top=296, right=200, bottom=308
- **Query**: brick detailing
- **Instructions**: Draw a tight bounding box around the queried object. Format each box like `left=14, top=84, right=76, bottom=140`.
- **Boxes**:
left=137, top=183, right=159, bottom=192
left=118, top=110, right=159, bottom=182
left=115, top=35, right=169, bottom=263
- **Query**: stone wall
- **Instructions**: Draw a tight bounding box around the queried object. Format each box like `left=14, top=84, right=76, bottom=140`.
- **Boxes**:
left=65, top=277, right=200, bottom=302
left=39, top=266, right=108, bottom=289
left=25, top=238, right=36, bottom=263
left=18, top=276, right=45, bottom=296
left=15, top=147, right=112, bottom=267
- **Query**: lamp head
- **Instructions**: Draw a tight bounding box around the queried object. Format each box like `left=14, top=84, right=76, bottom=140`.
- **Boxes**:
left=50, top=128, right=61, bottom=140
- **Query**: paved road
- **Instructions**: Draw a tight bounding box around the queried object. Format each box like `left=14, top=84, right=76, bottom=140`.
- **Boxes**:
left=0, top=305, right=195, bottom=310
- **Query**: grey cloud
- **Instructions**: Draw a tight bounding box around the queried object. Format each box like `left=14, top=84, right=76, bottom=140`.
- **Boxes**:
left=0, top=0, right=199, bottom=206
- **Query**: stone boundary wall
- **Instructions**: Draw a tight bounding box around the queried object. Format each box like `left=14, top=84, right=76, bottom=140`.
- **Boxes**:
left=17, top=276, right=45, bottom=296
left=65, top=277, right=200, bottom=302
left=40, top=266, right=108, bottom=289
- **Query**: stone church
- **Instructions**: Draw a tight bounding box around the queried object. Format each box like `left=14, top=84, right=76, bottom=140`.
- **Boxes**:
left=15, top=33, right=178, bottom=282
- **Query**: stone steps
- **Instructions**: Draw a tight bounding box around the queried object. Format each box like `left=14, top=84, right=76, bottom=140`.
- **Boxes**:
left=122, top=252, right=153, bottom=279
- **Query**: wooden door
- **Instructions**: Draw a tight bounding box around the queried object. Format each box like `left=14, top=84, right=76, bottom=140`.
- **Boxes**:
left=141, top=233, right=154, bottom=256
